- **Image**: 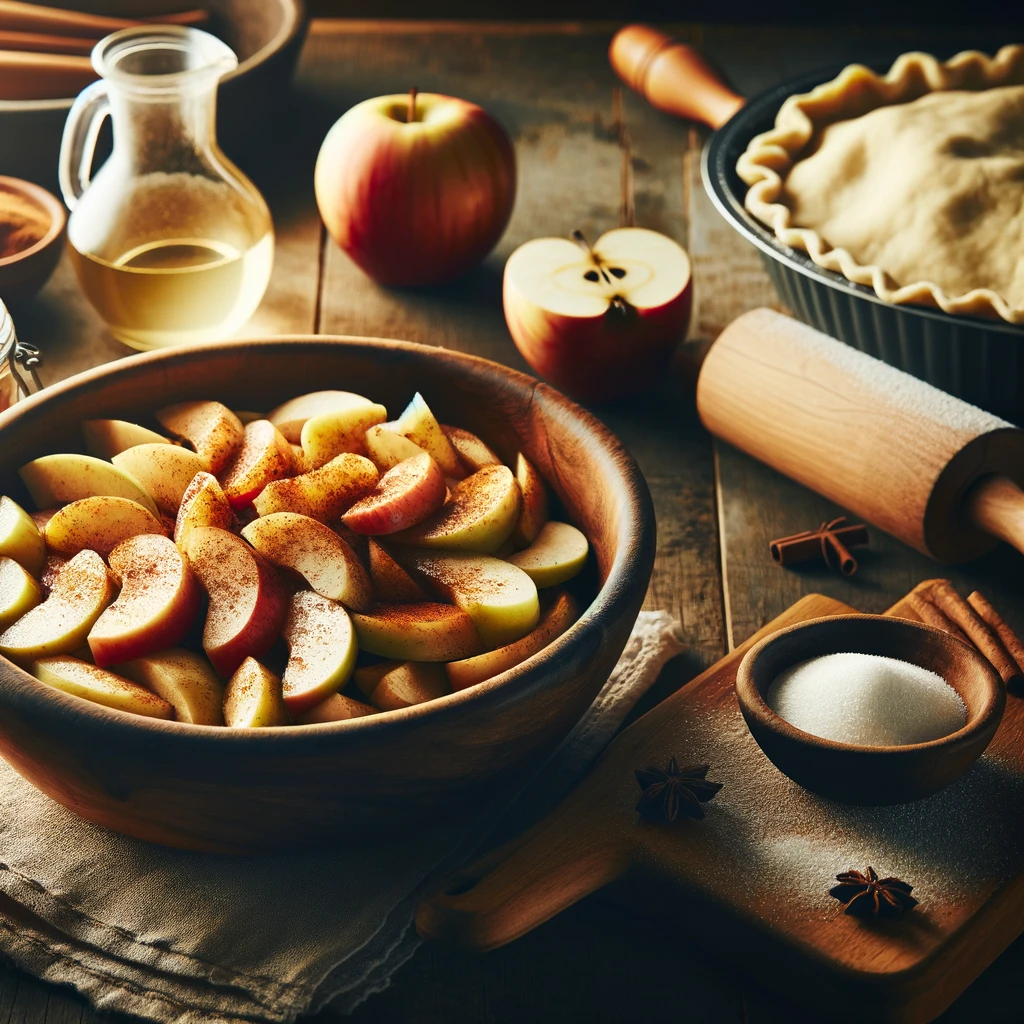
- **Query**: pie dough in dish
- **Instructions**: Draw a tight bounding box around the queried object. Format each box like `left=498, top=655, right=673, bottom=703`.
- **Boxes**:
left=738, top=45, right=1024, bottom=324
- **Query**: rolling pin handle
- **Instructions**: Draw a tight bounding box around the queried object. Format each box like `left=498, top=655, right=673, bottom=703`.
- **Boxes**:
left=965, top=475, right=1024, bottom=556
left=609, top=24, right=745, bottom=129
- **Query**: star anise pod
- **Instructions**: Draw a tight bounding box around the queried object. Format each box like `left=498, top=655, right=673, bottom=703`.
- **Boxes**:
left=634, top=757, right=722, bottom=822
left=829, top=866, right=918, bottom=920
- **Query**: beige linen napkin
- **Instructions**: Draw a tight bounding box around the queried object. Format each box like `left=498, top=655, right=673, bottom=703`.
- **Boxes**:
left=0, top=611, right=684, bottom=1024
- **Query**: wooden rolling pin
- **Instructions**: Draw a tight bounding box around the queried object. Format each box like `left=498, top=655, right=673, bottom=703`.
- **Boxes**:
left=697, top=308, right=1024, bottom=564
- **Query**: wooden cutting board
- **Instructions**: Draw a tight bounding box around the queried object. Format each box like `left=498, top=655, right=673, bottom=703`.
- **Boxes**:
left=417, top=587, right=1024, bottom=1024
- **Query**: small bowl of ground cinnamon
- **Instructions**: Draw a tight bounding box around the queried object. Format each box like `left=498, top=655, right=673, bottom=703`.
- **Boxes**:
left=0, top=176, right=65, bottom=302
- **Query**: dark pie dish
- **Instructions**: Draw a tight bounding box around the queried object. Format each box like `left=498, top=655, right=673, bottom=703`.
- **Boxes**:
left=735, top=614, right=1005, bottom=805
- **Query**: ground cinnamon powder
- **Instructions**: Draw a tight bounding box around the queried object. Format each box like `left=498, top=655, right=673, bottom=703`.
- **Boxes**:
left=0, top=191, right=50, bottom=259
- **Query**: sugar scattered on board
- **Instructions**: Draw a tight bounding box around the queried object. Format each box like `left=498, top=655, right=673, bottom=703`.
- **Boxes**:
left=767, top=652, right=966, bottom=747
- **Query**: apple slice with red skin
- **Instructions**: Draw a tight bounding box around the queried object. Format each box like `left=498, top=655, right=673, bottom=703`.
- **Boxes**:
left=218, top=420, right=295, bottom=509
left=447, top=590, right=578, bottom=690
left=342, top=452, right=446, bottom=536
left=368, top=661, right=450, bottom=711
left=183, top=526, right=288, bottom=677
left=351, top=601, right=481, bottom=661
left=510, top=453, right=549, bottom=547
left=112, top=444, right=209, bottom=516
left=268, top=390, right=381, bottom=443
left=503, top=227, right=692, bottom=403
left=364, top=424, right=424, bottom=471
left=0, top=550, right=116, bottom=663
left=241, top=512, right=372, bottom=611
left=252, top=453, right=378, bottom=522
left=82, top=419, right=171, bottom=460
left=155, top=401, right=245, bottom=474
left=295, top=692, right=377, bottom=724
left=174, top=472, right=235, bottom=550
left=119, top=648, right=224, bottom=725
left=223, top=657, right=289, bottom=728
left=44, top=496, right=165, bottom=558
left=368, top=539, right=428, bottom=602
left=280, top=591, right=358, bottom=714
left=30, top=656, right=175, bottom=719
left=442, top=425, right=502, bottom=473
left=87, top=534, right=200, bottom=668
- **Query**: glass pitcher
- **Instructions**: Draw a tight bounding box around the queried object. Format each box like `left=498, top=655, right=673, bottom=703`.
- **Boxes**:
left=59, top=27, right=274, bottom=351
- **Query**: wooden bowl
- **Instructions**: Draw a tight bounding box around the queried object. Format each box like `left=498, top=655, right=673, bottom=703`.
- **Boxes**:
left=0, top=336, right=655, bottom=852
left=0, top=177, right=66, bottom=302
left=0, top=0, right=307, bottom=188
left=735, top=614, right=1005, bottom=804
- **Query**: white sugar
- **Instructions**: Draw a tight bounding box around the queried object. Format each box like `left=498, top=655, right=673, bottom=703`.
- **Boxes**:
left=767, top=652, right=966, bottom=747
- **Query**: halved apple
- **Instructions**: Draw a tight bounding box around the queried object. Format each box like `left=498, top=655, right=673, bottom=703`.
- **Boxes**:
left=0, top=556, right=42, bottom=630
left=300, top=401, right=389, bottom=468
left=447, top=590, right=578, bottom=690
left=111, top=444, right=209, bottom=516
left=174, top=471, right=235, bottom=550
left=341, top=453, right=446, bottom=536
left=295, top=692, right=376, bottom=724
left=511, top=453, right=548, bottom=547
left=88, top=534, right=200, bottom=668
left=252, top=453, right=378, bottom=522
left=363, top=424, right=425, bottom=471
left=402, top=551, right=539, bottom=648
left=393, top=393, right=463, bottom=477
left=242, top=512, right=372, bottom=611
left=183, top=526, right=288, bottom=677
left=369, top=661, right=450, bottom=711
left=82, top=419, right=171, bottom=460
left=218, top=420, right=295, bottom=508
left=368, top=539, right=427, bottom=602
left=223, top=657, right=289, bottom=727
left=0, top=550, right=115, bottom=663
left=280, top=590, right=358, bottom=714
left=443, top=425, right=502, bottom=472
left=0, top=495, right=45, bottom=575
left=396, top=464, right=521, bottom=553
left=507, top=520, right=589, bottom=587
left=30, top=656, right=175, bottom=719
left=269, top=390, right=380, bottom=443
left=19, top=454, right=158, bottom=516
left=44, top=496, right=165, bottom=558
left=119, top=648, right=224, bottom=725
left=155, top=400, right=245, bottom=474
left=352, top=601, right=481, bottom=661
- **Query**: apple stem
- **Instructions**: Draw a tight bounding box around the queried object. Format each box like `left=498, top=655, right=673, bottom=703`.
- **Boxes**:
left=408, top=87, right=418, bottom=123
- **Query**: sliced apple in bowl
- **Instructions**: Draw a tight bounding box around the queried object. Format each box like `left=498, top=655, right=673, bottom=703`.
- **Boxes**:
left=174, top=472, right=235, bottom=550
left=223, top=658, right=289, bottom=728
left=507, top=520, right=589, bottom=588
left=19, top=454, right=158, bottom=517
left=0, top=556, right=42, bottom=630
left=295, top=692, right=377, bottom=724
left=82, top=419, right=172, bottom=460
left=29, top=656, right=175, bottom=719
left=268, top=390, right=379, bottom=444
left=119, top=648, right=224, bottom=726
left=352, top=601, right=480, bottom=661
left=0, top=495, right=45, bottom=575
left=342, top=452, right=446, bottom=536
left=368, top=539, right=428, bottom=602
left=364, top=424, right=425, bottom=471
left=443, top=425, right=501, bottom=472
left=368, top=661, right=450, bottom=712
left=280, top=591, right=358, bottom=714
left=44, top=496, right=165, bottom=558
left=252, top=453, right=378, bottom=522
left=155, top=400, right=244, bottom=474
left=112, top=444, right=209, bottom=516
left=218, top=420, right=295, bottom=508
left=511, top=453, right=548, bottom=547
left=393, top=393, right=463, bottom=477
left=300, top=400, right=388, bottom=468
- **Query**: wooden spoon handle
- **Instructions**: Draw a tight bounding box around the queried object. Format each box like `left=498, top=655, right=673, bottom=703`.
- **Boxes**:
left=0, top=50, right=96, bottom=100
left=965, top=475, right=1024, bottom=555
left=0, top=1, right=208, bottom=39
left=609, top=24, right=745, bottom=130
left=0, top=29, right=96, bottom=56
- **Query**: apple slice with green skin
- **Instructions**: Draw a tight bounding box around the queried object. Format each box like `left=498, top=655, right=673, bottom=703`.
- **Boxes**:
left=280, top=590, right=358, bottom=714
left=506, top=520, right=589, bottom=588
left=82, top=419, right=171, bottom=460
left=0, top=550, right=115, bottom=663
left=87, top=534, right=200, bottom=668
left=510, top=453, right=548, bottom=548
left=252, top=453, right=378, bottom=522
left=503, top=227, right=692, bottom=403
left=364, top=424, right=425, bottom=471
left=443, top=425, right=502, bottom=472
left=119, top=648, right=224, bottom=725
left=393, top=393, right=464, bottom=477
left=368, top=539, right=428, bottom=602
left=369, top=661, right=450, bottom=711
left=44, top=496, right=165, bottom=558
left=30, top=656, right=175, bottom=719
left=401, top=551, right=539, bottom=648
left=155, top=401, right=245, bottom=475
left=396, top=464, right=521, bottom=553
left=174, top=471, right=235, bottom=551
left=447, top=590, right=578, bottom=690
left=295, top=692, right=377, bottom=724
left=352, top=601, right=481, bottom=661
left=223, top=657, right=289, bottom=728
left=19, top=454, right=158, bottom=516
left=0, top=556, right=42, bottom=630
left=111, top=444, right=209, bottom=517
left=0, top=496, right=45, bottom=575
left=183, top=526, right=288, bottom=677
left=242, top=512, right=372, bottom=611
left=218, top=420, right=295, bottom=509
left=342, top=452, right=447, bottom=536
left=269, top=390, right=380, bottom=444
left=300, top=401, right=389, bottom=469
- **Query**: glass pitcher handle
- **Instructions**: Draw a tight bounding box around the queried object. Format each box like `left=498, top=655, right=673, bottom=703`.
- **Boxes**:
left=58, top=80, right=110, bottom=211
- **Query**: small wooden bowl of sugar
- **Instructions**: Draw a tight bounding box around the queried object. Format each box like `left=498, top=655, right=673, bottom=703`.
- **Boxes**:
left=735, top=614, right=1005, bottom=804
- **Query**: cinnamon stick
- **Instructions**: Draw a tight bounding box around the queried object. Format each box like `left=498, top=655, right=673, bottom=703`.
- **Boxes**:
left=967, top=591, right=1024, bottom=679
left=769, top=519, right=868, bottom=575
left=906, top=591, right=968, bottom=643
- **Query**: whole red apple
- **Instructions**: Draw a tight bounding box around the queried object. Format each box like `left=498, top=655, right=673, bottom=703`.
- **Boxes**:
left=503, top=228, right=692, bottom=403
left=315, top=89, right=516, bottom=287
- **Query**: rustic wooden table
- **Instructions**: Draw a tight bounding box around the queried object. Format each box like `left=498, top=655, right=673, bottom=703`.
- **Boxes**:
left=4, top=17, right=1023, bottom=1024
